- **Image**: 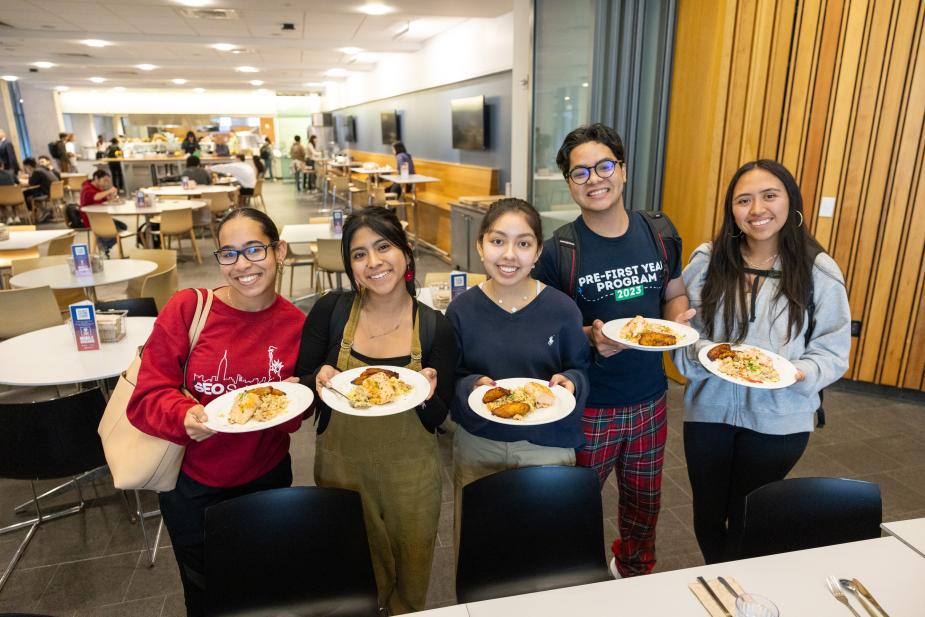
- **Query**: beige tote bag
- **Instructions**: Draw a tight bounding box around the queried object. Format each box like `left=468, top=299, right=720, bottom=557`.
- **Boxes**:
left=98, top=288, right=214, bottom=492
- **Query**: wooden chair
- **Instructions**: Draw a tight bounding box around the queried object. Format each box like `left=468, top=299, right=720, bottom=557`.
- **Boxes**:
left=314, top=238, right=346, bottom=293
left=140, top=265, right=178, bottom=312
left=62, top=174, right=87, bottom=203
left=424, top=271, right=487, bottom=287
left=31, top=180, right=66, bottom=222
left=126, top=249, right=177, bottom=299
left=10, top=255, right=88, bottom=311
left=154, top=208, right=201, bottom=264
left=86, top=212, right=136, bottom=258
left=204, top=193, right=233, bottom=247
left=45, top=232, right=76, bottom=256
left=247, top=179, right=267, bottom=211
left=0, top=286, right=63, bottom=339
left=0, top=186, right=31, bottom=224
left=369, top=185, right=402, bottom=208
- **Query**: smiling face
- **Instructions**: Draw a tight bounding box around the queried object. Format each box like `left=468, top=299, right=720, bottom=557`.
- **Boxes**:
left=217, top=216, right=286, bottom=309
left=348, top=225, right=408, bottom=297
left=566, top=141, right=627, bottom=214
left=730, top=168, right=790, bottom=245
left=477, top=211, right=541, bottom=288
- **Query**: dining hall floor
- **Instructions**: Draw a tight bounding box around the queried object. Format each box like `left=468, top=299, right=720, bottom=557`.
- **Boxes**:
left=2, top=179, right=925, bottom=616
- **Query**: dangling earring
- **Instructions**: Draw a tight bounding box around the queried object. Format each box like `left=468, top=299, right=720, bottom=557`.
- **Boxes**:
left=794, top=211, right=804, bottom=228
left=404, top=267, right=414, bottom=282
left=729, top=227, right=743, bottom=238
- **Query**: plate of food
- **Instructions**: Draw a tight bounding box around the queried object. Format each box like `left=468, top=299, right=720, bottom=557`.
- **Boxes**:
left=468, top=378, right=577, bottom=426
left=601, top=315, right=699, bottom=351
left=698, top=343, right=798, bottom=389
left=203, top=381, right=314, bottom=433
left=320, top=366, right=431, bottom=417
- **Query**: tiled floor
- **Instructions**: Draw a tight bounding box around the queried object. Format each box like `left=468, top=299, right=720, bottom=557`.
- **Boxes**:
left=2, top=181, right=924, bottom=615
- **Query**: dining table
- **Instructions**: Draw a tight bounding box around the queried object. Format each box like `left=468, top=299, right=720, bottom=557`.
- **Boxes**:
left=380, top=173, right=441, bottom=256
left=8, top=258, right=157, bottom=303
left=0, top=229, right=75, bottom=288
left=82, top=198, right=207, bottom=248
left=882, top=515, right=925, bottom=558
left=142, top=184, right=237, bottom=198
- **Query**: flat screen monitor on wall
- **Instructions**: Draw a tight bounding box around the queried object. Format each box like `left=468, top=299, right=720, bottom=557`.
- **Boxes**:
left=312, top=112, right=333, bottom=127
left=381, top=111, right=400, bottom=145
left=341, top=115, right=356, bottom=143
left=451, top=95, right=487, bottom=150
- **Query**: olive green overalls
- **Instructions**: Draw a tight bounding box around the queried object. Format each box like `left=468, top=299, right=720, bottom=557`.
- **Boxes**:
left=314, top=295, right=442, bottom=614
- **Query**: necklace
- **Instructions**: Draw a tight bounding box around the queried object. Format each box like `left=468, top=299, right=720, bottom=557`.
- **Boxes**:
left=361, top=299, right=408, bottom=339
left=743, top=252, right=778, bottom=269
left=486, top=280, right=532, bottom=313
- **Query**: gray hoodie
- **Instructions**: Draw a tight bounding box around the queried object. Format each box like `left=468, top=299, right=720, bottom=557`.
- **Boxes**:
left=672, top=242, right=851, bottom=435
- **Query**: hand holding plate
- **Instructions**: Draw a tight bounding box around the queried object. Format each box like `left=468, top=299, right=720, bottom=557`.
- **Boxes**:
left=548, top=373, right=575, bottom=394
left=590, top=319, right=626, bottom=357
left=420, top=367, right=437, bottom=400
left=184, top=405, right=216, bottom=442
left=315, top=364, right=341, bottom=395
left=668, top=307, right=697, bottom=327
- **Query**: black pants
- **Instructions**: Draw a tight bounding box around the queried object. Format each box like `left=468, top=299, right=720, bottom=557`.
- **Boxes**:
left=99, top=219, right=128, bottom=253
left=108, top=162, right=124, bottom=192
left=683, top=422, right=809, bottom=564
left=158, top=454, right=293, bottom=617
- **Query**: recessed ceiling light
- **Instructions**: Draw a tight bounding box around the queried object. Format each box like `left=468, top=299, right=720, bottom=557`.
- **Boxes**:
left=581, top=82, right=589, bottom=88
left=113, top=86, right=126, bottom=92
left=211, top=43, right=235, bottom=52
left=82, top=39, right=110, bottom=48
left=564, top=96, right=570, bottom=101
left=33, top=61, right=55, bottom=69
left=89, top=76, right=106, bottom=83
left=249, top=79, right=264, bottom=86
left=325, top=68, right=348, bottom=77
left=137, top=64, right=157, bottom=71
left=339, top=47, right=362, bottom=55
left=194, top=87, right=206, bottom=93
left=236, top=66, right=258, bottom=73
left=55, top=85, right=69, bottom=91
left=172, top=78, right=187, bottom=85
left=1, top=75, right=19, bottom=82
left=358, top=3, right=393, bottom=15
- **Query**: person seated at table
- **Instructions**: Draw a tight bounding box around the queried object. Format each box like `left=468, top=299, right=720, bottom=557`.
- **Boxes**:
left=21, top=157, right=58, bottom=223
left=181, top=131, right=199, bottom=155
left=79, top=170, right=125, bottom=255
left=386, top=141, right=415, bottom=197
left=176, top=155, right=212, bottom=186
left=127, top=207, right=304, bottom=617
left=36, top=155, right=61, bottom=179
left=0, top=161, right=17, bottom=223
left=296, top=206, right=457, bottom=614
left=210, top=154, right=256, bottom=203
left=672, top=160, right=851, bottom=564
left=446, top=198, right=590, bottom=543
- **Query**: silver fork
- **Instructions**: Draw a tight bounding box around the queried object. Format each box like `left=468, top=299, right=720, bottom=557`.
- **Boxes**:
left=826, top=575, right=861, bottom=616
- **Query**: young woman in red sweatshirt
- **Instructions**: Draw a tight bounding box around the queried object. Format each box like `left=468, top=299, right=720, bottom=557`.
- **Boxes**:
left=127, top=208, right=305, bottom=616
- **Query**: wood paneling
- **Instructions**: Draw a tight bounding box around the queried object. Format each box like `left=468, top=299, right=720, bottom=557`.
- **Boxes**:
left=664, top=0, right=925, bottom=391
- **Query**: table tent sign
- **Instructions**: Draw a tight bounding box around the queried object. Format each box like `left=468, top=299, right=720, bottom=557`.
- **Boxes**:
left=71, top=244, right=93, bottom=277
left=69, top=300, right=101, bottom=351
left=451, top=272, right=468, bottom=300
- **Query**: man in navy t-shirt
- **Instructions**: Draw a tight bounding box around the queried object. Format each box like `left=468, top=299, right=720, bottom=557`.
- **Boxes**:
left=534, top=123, right=694, bottom=578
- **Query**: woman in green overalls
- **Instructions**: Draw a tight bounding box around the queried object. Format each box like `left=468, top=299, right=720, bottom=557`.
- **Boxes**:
left=297, top=206, right=457, bottom=614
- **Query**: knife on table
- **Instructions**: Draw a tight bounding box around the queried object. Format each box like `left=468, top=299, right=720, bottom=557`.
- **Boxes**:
left=717, top=576, right=739, bottom=599
left=852, top=578, right=890, bottom=617
left=697, top=576, right=733, bottom=617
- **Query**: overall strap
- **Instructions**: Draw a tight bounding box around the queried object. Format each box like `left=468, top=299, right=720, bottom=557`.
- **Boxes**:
left=336, top=293, right=364, bottom=370
left=408, top=306, right=423, bottom=371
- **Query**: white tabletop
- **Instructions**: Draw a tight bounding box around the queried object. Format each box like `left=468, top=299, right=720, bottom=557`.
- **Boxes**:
left=0, top=229, right=72, bottom=251
left=463, top=537, right=923, bottom=617
left=882, top=516, right=925, bottom=558
left=380, top=174, right=440, bottom=184
left=280, top=224, right=341, bottom=245
left=9, top=259, right=157, bottom=290
left=353, top=166, right=395, bottom=175
left=414, top=606, right=470, bottom=617
left=60, top=172, right=85, bottom=178
left=82, top=199, right=207, bottom=215
left=0, top=317, right=155, bottom=385
left=143, top=185, right=236, bottom=196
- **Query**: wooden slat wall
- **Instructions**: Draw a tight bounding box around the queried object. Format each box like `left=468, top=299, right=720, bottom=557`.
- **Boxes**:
left=663, top=0, right=925, bottom=391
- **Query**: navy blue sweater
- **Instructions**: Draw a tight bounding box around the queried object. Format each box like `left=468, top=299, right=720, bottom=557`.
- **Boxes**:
left=446, top=284, right=591, bottom=448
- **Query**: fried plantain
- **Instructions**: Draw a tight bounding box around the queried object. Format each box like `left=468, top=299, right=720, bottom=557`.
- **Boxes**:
left=638, top=331, right=677, bottom=347
left=482, top=386, right=510, bottom=404
left=490, top=401, right=531, bottom=419
left=707, top=343, right=737, bottom=361
left=351, top=367, right=400, bottom=385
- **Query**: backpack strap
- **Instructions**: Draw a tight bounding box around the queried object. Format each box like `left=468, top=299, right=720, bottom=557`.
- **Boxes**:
left=803, top=247, right=825, bottom=427
left=638, top=210, right=682, bottom=302
left=416, top=299, right=437, bottom=354
left=552, top=222, right=580, bottom=299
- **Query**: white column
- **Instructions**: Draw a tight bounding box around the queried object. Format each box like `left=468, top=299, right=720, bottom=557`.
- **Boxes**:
left=510, top=0, right=533, bottom=199
left=19, top=83, right=64, bottom=158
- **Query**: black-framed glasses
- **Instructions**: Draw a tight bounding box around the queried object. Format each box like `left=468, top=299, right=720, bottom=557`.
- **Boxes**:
left=212, top=242, right=278, bottom=265
left=567, top=159, right=620, bottom=184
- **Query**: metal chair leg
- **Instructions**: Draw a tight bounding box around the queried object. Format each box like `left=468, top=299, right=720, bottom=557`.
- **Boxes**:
left=134, top=490, right=162, bottom=567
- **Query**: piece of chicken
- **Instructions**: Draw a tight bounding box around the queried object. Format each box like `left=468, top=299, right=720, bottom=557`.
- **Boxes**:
left=638, top=331, right=677, bottom=347
left=523, top=382, right=556, bottom=407
left=229, top=391, right=261, bottom=424
left=490, top=402, right=532, bottom=419
left=707, top=343, right=737, bottom=361
left=351, top=367, right=400, bottom=385
left=482, top=386, right=511, bottom=404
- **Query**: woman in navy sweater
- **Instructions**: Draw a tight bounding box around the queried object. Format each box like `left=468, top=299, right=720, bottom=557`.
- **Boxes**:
left=446, top=198, right=591, bottom=541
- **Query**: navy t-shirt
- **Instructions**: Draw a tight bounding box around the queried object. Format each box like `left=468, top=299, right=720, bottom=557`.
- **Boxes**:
left=534, top=211, right=682, bottom=407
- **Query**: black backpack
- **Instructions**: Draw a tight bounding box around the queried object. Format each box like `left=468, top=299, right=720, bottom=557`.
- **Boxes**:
left=551, top=210, right=682, bottom=302
left=65, top=204, right=84, bottom=229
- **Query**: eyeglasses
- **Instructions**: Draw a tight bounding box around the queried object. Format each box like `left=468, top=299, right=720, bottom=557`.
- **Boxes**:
left=567, top=159, right=620, bottom=184
left=213, top=242, right=278, bottom=265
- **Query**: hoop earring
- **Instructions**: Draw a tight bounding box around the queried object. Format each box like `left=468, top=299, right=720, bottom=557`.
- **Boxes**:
left=794, top=211, right=804, bottom=228
left=728, top=227, right=743, bottom=238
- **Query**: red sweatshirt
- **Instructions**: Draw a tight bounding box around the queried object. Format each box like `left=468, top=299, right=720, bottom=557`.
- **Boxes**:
left=78, top=179, right=105, bottom=227
left=127, top=288, right=307, bottom=487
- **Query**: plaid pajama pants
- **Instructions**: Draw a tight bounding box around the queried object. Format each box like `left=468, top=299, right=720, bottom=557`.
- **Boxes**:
left=576, top=394, right=668, bottom=577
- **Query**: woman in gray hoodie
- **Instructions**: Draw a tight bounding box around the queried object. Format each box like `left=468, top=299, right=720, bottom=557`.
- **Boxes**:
left=673, top=159, right=850, bottom=564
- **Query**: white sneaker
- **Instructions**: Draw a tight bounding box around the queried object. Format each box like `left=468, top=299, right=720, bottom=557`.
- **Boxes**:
left=609, top=556, right=622, bottom=579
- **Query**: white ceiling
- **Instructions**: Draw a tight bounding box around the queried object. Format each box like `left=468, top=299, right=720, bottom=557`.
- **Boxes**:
left=0, top=0, right=513, bottom=92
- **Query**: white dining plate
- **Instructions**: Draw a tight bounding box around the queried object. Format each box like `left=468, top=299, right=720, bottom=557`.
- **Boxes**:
left=698, top=343, right=798, bottom=390
left=320, top=366, right=431, bottom=417
left=468, top=377, right=577, bottom=426
left=601, top=317, right=700, bottom=351
left=203, top=381, right=314, bottom=433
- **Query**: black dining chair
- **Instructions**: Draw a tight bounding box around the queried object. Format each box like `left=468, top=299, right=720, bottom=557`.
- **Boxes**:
left=96, top=297, right=159, bottom=317
left=456, top=465, right=610, bottom=603
left=204, top=486, right=378, bottom=617
left=0, top=388, right=108, bottom=591
left=735, top=476, right=882, bottom=559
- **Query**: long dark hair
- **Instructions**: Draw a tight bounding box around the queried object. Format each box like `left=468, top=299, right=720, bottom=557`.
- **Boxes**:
left=341, top=206, right=416, bottom=296
left=701, top=159, right=824, bottom=343
left=477, top=198, right=543, bottom=247
left=217, top=207, right=280, bottom=243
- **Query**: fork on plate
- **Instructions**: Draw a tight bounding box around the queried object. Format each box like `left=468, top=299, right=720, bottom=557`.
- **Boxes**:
left=826, top=575, right=861, bottom=616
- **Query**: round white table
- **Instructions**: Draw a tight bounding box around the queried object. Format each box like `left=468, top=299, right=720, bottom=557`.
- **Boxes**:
left=143, top=185, right=236, bottom=197
left=83, top=199, right=207, bottom=249
left=9, top=259, right=157, bottom=302
left=0, top=317, right=155, bottom=386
